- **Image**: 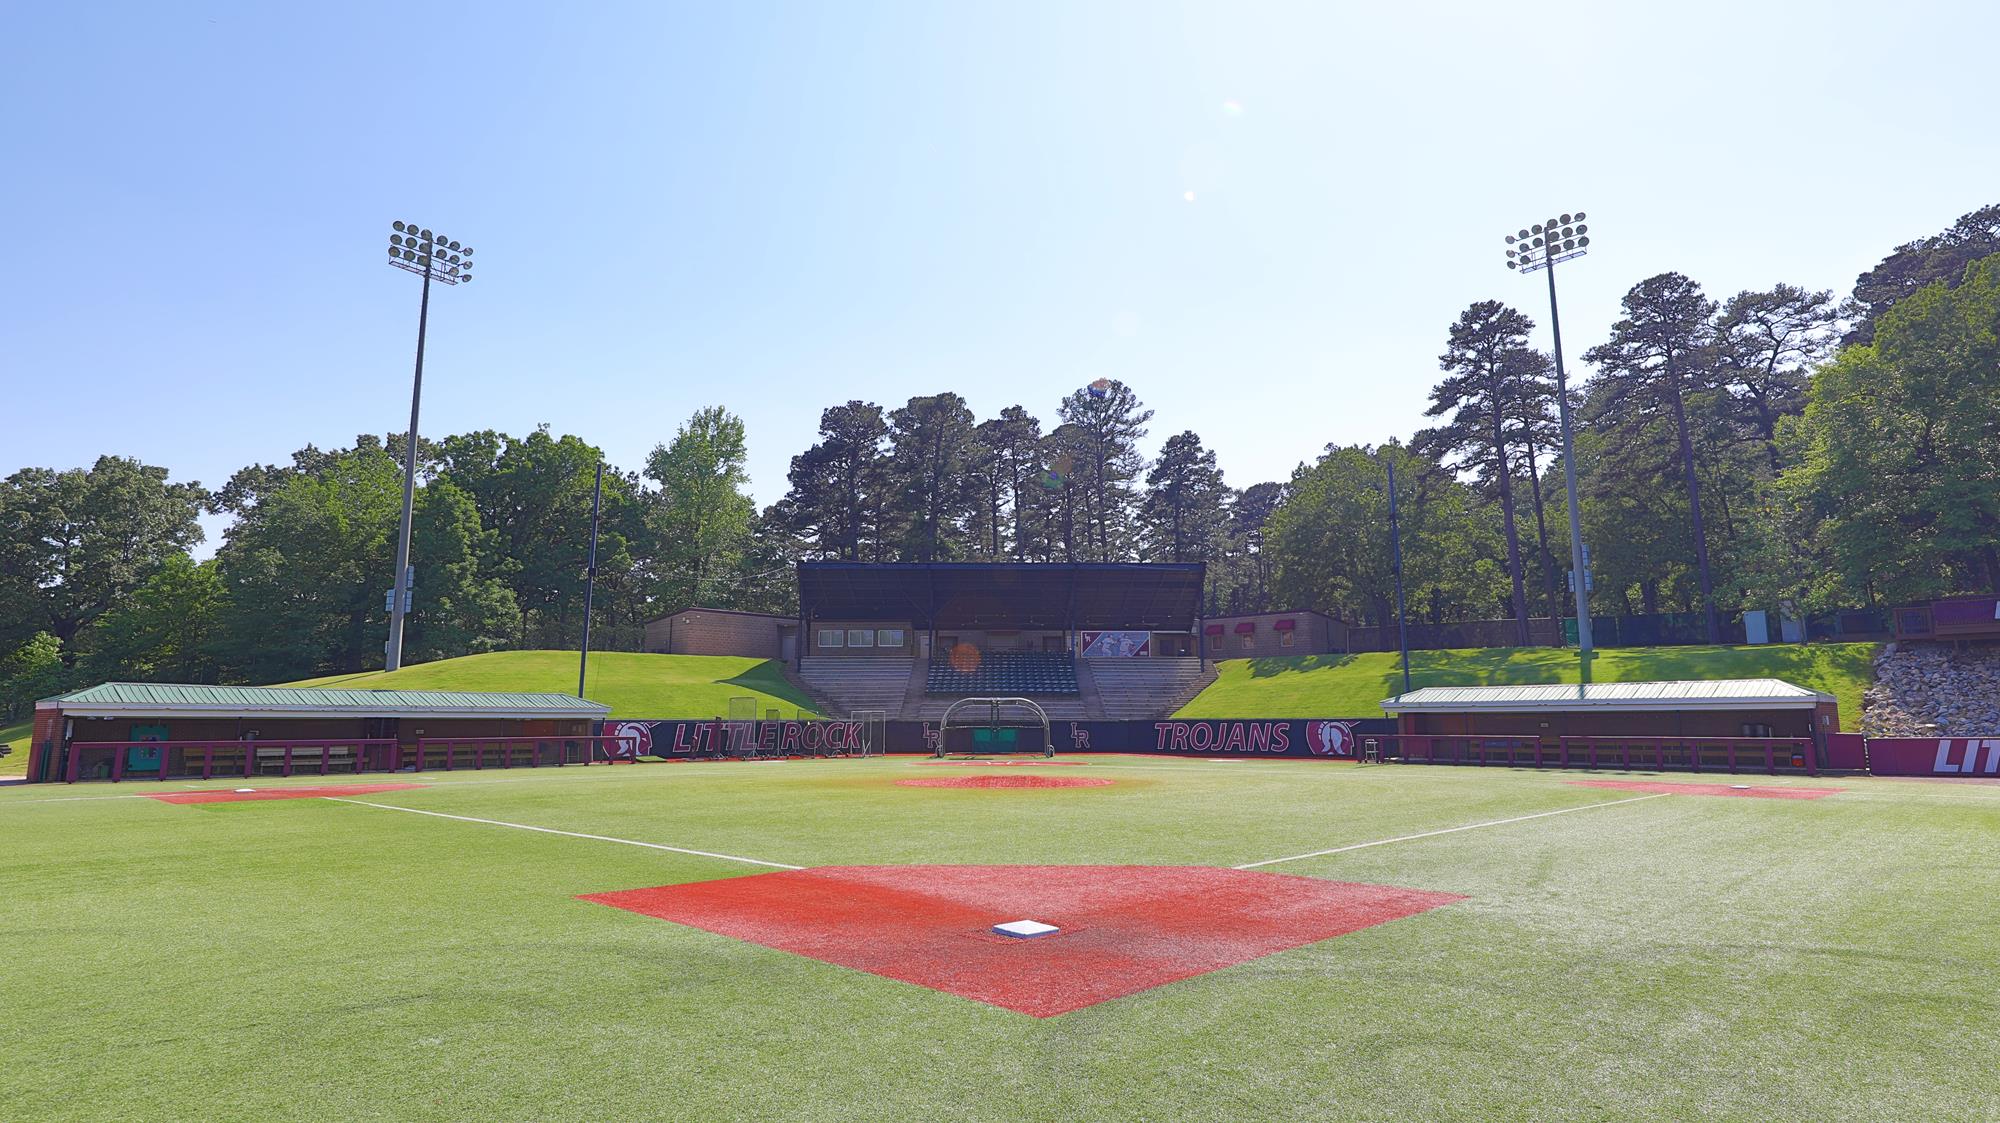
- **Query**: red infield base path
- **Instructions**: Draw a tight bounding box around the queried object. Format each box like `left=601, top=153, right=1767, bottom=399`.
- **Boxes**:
left=895, top=775, right=1112, bottom=790
left=1565, top=779, right=1843, bottom=800
left=146, top=783, right=428, bottom=805
left=583, top=865, right=1463, bottom=1016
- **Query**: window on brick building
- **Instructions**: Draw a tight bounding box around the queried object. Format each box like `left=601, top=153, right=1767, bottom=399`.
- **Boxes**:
left=817, top=629, right=843, bottom=648
left=876, top=628, right=905, bottom=648
left=846, top=629, right=874, bottom=647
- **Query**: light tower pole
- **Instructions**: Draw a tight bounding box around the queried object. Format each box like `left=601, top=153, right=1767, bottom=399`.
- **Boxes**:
left=1504, top=212, right=1593, bottom=680
left=383, top=221, right=475, bottom=671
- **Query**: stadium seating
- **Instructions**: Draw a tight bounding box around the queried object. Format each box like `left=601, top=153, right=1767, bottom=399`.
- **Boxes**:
left=926, top=652, right=1080, bottom=696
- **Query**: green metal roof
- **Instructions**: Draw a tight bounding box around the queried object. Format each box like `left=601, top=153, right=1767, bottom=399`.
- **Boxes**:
left=44, top=682, right=608, bottom=717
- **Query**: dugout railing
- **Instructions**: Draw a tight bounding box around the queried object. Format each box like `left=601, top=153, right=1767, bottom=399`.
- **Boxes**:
left=60, top=735, right=640, bottom=782
left=1373, top=734, right=1818, bottom=775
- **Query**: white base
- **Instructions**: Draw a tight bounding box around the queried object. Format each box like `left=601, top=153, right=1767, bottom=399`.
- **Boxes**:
left=992, top=919, right=1059, bottom=939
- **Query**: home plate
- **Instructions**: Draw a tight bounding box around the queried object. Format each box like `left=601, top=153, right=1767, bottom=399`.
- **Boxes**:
left=993, top=919, right=1059, bottom=939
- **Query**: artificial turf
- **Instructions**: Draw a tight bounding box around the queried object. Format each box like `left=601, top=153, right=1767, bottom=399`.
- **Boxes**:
left=1176, top=642, right=1879, bottom=729
left=289, top=649, right=823, bottom=718
left=2, top=755, right=1994, bottom=1121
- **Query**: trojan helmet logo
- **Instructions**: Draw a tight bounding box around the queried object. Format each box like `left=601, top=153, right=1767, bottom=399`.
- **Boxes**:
left=610, top=721, right=653, bottom=759
left=1305, top=721, right=1354, bottom=757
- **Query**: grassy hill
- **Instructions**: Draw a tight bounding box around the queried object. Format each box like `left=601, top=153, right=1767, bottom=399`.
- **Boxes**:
left=291, top=650, right=821, bottom=720
left=1, top=720, right=28, bottom=776
left=1174, top=643, right=1878, bottom=731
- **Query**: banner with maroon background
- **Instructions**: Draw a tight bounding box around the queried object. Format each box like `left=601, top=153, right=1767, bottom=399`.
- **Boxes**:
left=597, top=718, right=1398, bottom=759
left=1865, top=737, right=2000, bottom=777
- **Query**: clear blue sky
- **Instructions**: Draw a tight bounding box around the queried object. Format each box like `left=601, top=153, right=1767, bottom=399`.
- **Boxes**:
left=6, top=1, right=1996, bottom=556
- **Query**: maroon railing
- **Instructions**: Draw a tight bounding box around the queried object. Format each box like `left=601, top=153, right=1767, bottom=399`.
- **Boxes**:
left=65, top=739, right=400, bottom=784
left=62, top=734, right=638, bottom=783
left=1362, top=734, right=1817, bottom=775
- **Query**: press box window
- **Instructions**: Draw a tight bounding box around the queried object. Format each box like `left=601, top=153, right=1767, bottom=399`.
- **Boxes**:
left=817, top=629, right=844, bottom=648
left=846, top=629, right=874, bottom=648
left=876, top=628, right=905, bottom=648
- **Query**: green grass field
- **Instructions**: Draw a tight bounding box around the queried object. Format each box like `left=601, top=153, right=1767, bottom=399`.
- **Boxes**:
left=1177, top=643, right=1878, bottom=730
left=292, top=650, right=821, bottom=718
left=3, top=756, right=1994, bottom=1121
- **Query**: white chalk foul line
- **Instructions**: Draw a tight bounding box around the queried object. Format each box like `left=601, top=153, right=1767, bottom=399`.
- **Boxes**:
left=1233, top=793, right=1671, bottom=870
left=322, top=798, right=803, bottom=870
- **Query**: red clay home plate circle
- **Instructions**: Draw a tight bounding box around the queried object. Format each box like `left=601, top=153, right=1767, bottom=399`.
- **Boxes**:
left=1565, top=779, right=1843, bottom=800
left=145, top=783, right=428, bottom=805
left=895, top=775, right=1112, bottom=790
left=581, top=865, right=1463, bottom=1017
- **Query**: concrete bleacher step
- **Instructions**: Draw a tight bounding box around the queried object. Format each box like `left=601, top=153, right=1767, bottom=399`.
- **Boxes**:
left=798, top=656, right=917, bottom=718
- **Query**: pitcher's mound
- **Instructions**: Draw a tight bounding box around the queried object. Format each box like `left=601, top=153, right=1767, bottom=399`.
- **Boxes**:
left=896, top=775, right=1113, bottom=790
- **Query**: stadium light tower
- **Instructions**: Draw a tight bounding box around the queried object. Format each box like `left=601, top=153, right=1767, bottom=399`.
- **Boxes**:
left=382, top=220, right=475, bottom=672
left=1504, top=212, right=1594, bottom=681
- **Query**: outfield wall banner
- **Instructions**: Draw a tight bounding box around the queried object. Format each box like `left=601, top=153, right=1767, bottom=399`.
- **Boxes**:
left=600, top=718, right=1396, bottom=758
left=1866, top=737, right=2000, bottom=777
left=606, top=718, right=875, bottom=757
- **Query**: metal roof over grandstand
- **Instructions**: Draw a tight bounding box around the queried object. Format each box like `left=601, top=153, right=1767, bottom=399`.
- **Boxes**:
left=1380, top=678, right=1833, bottom=714
left=798, top=562, right=1205, bottom=630
left=42, top=682, right=610, bottom=719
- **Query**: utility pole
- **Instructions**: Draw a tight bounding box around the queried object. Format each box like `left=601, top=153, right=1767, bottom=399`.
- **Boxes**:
left=382, top=221, right=475, bottom=671
left=1506, top=212, right=1594, bottom=681
left=1387, top=456, right=1412, bottom=697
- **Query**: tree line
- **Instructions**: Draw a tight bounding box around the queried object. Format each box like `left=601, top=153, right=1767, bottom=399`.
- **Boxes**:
left=5, top=203, right=1996, bottom=713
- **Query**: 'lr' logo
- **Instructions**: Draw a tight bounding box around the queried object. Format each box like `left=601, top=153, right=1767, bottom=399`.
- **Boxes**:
left=1933, top=739, right=2000, bottom=774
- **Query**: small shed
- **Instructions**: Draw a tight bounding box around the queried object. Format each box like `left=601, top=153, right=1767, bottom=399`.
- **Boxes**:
left=28, top=683, right=610, bottom=783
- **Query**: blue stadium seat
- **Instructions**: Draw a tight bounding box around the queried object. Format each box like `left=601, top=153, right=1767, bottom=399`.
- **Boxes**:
left=926, top=651, right=1079, bottom=696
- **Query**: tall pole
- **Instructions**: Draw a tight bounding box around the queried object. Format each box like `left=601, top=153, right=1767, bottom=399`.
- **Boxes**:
left=578, top=460, right=603, bottom=699
left=385, top=264, right=431, bottom=672
left=1543, top=252, right=1595, bottom=681
left=382, top=221, right=473, bottom=672
left=1387, top=457, right=1412, bottom=696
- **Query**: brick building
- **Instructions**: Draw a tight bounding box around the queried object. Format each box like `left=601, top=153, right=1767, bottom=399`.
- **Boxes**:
left=642, top=608, right=801, bottom=660
left=1199, top=610, right=1347, bottom=659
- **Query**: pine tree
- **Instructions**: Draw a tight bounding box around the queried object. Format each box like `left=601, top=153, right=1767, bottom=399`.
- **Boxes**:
left=1055, top=380, right=1152, bottom=560
left=1414, top=301, right=1541, bottom=644
left=1584, top=273, right=1724, bottom=642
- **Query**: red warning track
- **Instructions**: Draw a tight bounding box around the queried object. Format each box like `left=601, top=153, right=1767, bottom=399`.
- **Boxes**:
left=146, top=783, right=428, bottom=805
left=1565, top=779, right=1842, bottom=800
left=583, top=865, right=1462, bottom=1016
left=895, top=775, right=1113, bottom=790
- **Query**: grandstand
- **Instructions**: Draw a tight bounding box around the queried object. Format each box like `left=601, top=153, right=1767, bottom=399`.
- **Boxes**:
left=786, top=562, right=1215, bottom=721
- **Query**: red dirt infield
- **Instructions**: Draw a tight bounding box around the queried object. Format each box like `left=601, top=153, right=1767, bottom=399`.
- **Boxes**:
left=1565, top=779, right=1843, bottom=800
left=145, top=783, right=428, bottom=805
left=894, top=775, right=1114, bottom=790
left=582, top=865, right=1463, bottom=1016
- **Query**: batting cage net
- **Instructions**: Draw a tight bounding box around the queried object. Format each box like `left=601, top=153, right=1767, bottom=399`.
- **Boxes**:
left=852, top=710, right=887, bottom=757
left=936, top=697, right=1055, bottom=758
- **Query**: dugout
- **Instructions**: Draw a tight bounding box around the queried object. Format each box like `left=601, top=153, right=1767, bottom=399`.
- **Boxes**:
left=1380, top=678, right=1838, bottom=764
left=27, top=683, right=610, bottom=783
